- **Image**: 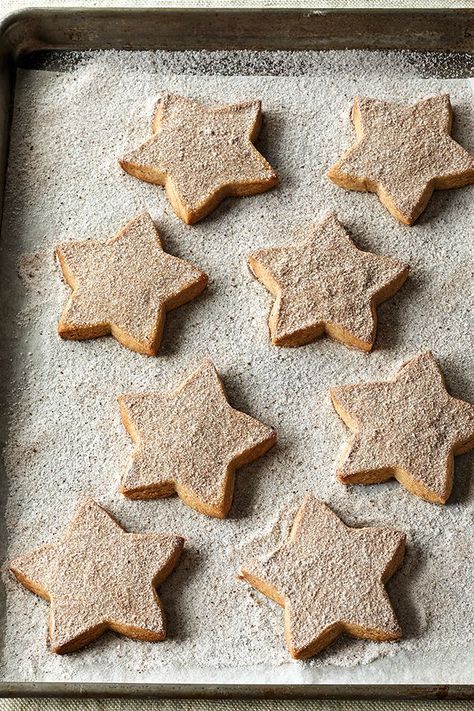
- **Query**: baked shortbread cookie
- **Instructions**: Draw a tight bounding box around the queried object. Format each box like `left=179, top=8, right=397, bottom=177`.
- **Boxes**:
left=55, top=212, right=207, bottom=355
left=241, top=494, right=405, bottom=659
left=248, top=212, right=408, bottom=351
left=328, top=94, right=474, bottom=225
left=119, top=93, right=278, bottom=224
left=9, top=498, right=184, bottom=654
left=330, top=351, right=474, bottom=504
left=118, top=358, right=276, bottom=518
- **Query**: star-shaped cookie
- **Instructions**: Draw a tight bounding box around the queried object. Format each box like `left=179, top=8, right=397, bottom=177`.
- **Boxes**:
left=328, top=94, right=474, bottom=224
left=241, top=494, right=405, bottom=659
left=119, top=93, right=278, bottom=224
left=9, top=497, right=184, bottom=654
left=55, top=212, right=207, bottom=355
left=248, top=212, right=408, bottom=351
left=330, top=351, right=474, bottom=504
left=118, top=358, right=276, bottom=518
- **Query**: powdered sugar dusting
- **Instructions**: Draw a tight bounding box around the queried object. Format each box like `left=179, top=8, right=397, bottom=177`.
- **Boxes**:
left=0, top=48, right=473, bottom=686
left=331, top=351, right=474, bottom=502
left=9, top=497, right=184, bottom=652
left=329, top=94, right=474, bottom=224
left=119, top=358, right=275, bottom=513
left=120, top=93, right=277, bottom=221
left=248, top=212, right=408, bottom=348
left=241, top=495, right=405, bottom=658
left=56, top=211, right=207, bottom=353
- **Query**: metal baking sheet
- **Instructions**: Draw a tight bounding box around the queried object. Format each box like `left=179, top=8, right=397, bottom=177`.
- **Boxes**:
left=0, top=8, right=473, bottom=700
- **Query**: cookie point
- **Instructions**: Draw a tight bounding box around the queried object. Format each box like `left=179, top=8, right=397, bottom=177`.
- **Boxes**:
left=171, top=534, right=186, bottom=551
left=199, top=356, right=218, bottom=372
left=396, top=530, right=407, bottom=550
left=336, top=469, right=351, bottom=484
left=117, top=156, right=129, bottom=171
left=419, top=349, right=436, bottom=360
left=424, top=488, right=450, bottom=505
left=79, top=495, right=99, bottom=510
left=268, top=427, right=277, bottom=443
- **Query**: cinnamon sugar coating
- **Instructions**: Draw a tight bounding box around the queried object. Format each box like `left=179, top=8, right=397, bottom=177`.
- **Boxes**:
left=248, top=212, right=408, bottom=351
left=241, top=494, right=405, bottom=659
left=119, top=93, right=278, bottom=224
left=328, top=94, right=474, bottom=225
left=330, top=351, right=474, bottom=504
left=55, top=212, right=207, bottom=356
left=9, top=498, right=184, bottom=654
left=118, top=359, right=276, bottom=518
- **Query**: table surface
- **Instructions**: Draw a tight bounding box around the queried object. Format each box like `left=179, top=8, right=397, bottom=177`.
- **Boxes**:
left=2, top=701, right=474, bottom=711
left=1, top=1, right=473, bottom=710
left=2, top=0, right=474, bottom=12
